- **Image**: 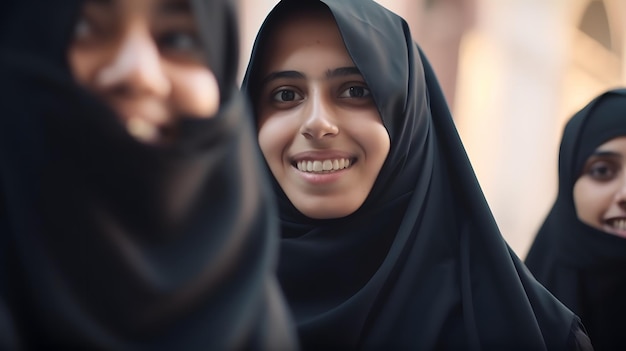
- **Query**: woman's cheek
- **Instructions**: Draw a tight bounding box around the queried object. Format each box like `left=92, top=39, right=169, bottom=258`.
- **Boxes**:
left=170, top=66, right=220, bottom=118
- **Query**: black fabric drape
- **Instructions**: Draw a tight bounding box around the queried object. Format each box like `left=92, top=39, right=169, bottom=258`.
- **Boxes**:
left=526, top=89, right=626, bottom=351
left=242, top=0, right=590, bottom=350
left=0, top=0, right=296, bottom=349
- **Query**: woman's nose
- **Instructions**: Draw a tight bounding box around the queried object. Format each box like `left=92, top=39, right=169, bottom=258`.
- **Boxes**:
left=614, top=175, right=626, bottom=210
left=95, top=27, right=171, bottom=97
left=299, top=96, right=339, bottom=140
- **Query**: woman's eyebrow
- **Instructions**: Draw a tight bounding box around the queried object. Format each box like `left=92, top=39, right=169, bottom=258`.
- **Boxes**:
left=325, top=66, right=361, bottom=79
left=260, top=71, right=305, bottom=87
left=589, top=150, right=622, bottom=158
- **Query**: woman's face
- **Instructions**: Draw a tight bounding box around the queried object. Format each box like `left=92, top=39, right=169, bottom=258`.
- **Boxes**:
left=574, top=136, right=626, bottom=237
left=68, top=0, right=220, bottom=144
left=256, top=11, right=390, bottom=219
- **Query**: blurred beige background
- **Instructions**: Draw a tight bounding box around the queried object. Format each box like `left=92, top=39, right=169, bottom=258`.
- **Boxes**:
left=237, top=0, right=626, bottom=259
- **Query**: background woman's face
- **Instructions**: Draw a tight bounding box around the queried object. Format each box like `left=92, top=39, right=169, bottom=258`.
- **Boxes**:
left=255, top=12, right=390, bottom=219
left=68, top=0, right=220, bottom=144
left=574, top=136, right=626, bottom=237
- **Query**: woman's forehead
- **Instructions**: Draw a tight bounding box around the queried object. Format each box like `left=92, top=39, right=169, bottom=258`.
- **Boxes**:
left=266, top=9, right=337, bottom=43
left=259, top=11, right=349, bottom=69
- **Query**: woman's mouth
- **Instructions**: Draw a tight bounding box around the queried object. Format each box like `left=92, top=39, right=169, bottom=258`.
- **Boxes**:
left=125, top=115, right=180, bottom=144
left=602, top=217, right=626, bottom=238
left=126, top=117, right=159, bottom=142
left=294, top=158, right=355, bottom=173
left=108, top=100, right=173, bottom=143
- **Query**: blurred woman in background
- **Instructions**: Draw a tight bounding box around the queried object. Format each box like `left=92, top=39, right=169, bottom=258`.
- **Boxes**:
left=526, top=88, right=626, bottom=351
left=0, top=0, right=295, bottom=349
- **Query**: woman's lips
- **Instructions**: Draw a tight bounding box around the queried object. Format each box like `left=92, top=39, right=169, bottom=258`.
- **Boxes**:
left=289, top=152, right=357, bottom=185
left=290, top=150, right=357, bottom=174
left=112, top=103, right=172, bottom=143
left=126, top=117, right=160, bottom=143
left=295, top=158, right=354, bottom=173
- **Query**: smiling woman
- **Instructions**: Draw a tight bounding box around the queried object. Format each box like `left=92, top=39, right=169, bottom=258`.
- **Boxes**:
left=574, top=136, right=626, bottom=237
left=254, top=9, right=390, bottom=219
left=526, top=88, right=626, bottom=351
left=0, top=0, right=296, bottom=349
left=242, top=0, right=592, bottom=350
left=574, top=136, right=626, bottom=238
left=68, top=0, right=220, bottom=144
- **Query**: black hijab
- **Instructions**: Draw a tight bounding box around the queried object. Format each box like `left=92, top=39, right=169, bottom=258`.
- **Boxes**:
left=526, top=89, right=626, bottom=351
left=243, top=0, right=590, bottom=350
left=0, top=0, right=296, bottom=349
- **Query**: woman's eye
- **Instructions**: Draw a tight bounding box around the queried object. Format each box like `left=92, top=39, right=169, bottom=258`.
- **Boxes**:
left=72, top=10, right=112, bottom=44
left=586, top=161, right=618, bottom=181
left=339, top=86, right=371, bottom=98
left=272, top=89, right=302, bottom=102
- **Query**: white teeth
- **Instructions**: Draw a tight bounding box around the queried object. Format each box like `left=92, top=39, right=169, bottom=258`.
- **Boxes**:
left=323, top=160, right=333, bottom=171
left=126, top=117, right=158, bottom=143
left=609, top=219, right=626, bottom=230
left=313, top=161, right=323, bottom=172
left=296, top=158, right=352, bottom=173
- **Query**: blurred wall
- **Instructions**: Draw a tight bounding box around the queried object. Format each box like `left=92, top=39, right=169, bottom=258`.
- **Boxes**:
left=237, top=0, right=626, bottom=258
left=454, top=0, right=625, bottom=257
